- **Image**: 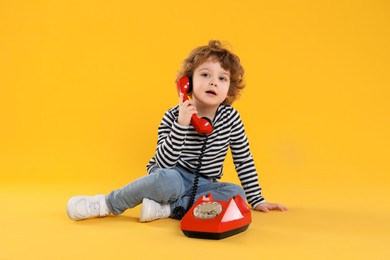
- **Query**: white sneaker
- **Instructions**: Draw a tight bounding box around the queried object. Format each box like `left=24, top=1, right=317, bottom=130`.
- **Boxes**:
left=140, top=198, right=171, bottom=222
left=67, top=195, right=110, bottom=221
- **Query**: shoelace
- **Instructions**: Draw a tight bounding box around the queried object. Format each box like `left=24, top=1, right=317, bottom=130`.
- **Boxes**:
left=87, top=200, right=100, bottom=215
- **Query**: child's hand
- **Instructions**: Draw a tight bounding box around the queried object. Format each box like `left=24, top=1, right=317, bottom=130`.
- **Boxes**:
left=254, top=202, right=288, bottom=213
left=178, top=93, right=197, bottom=126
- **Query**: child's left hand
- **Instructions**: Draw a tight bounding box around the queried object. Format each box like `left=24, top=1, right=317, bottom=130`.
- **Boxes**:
left=254, top=202, right=288, bottom=212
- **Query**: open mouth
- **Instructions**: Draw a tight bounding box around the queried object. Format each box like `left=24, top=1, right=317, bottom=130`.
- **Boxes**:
left=206, top=90, right=217, bottom=96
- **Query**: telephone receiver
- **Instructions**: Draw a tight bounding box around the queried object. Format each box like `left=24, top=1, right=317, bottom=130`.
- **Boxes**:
left=176, top=76, right=213, bottom=135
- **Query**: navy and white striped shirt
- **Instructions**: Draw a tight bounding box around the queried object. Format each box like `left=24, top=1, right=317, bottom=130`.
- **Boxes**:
left=146, top=104, right=265, bottom=208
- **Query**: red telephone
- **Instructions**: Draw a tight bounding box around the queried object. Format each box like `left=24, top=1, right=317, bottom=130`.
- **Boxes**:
left=180, top=193, right=252, bottom=239
left=176, top=76, right=213, bottom=135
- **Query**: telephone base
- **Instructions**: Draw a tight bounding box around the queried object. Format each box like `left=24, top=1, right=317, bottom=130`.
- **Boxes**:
left=182, top=224, right=250, bottom=240
left=180, top=193, right=252, bottom=240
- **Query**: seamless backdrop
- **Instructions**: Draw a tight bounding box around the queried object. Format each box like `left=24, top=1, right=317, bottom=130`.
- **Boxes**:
left=1, top=0, right=389, bottom=259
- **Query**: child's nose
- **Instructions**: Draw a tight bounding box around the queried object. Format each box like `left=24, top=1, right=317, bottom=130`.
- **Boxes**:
left=209, top=79, right=218, bottom=86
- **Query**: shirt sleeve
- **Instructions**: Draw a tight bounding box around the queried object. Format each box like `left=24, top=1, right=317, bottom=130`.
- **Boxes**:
left=229, top=109, right=266, bottom=208
left=153, top=108, right=189, bottom=169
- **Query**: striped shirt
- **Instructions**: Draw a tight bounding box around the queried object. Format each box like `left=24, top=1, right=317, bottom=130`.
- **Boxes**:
left=146, top=104, right=265, bottom=208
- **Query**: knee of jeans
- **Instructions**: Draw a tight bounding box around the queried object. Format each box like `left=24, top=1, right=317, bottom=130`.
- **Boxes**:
left=229, top=184, right=246, bottom=200
left=152, top=170, right=183, bottom=202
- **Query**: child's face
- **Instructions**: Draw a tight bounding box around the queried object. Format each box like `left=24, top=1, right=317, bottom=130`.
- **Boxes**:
left=191, top=58, right=230, bottom=108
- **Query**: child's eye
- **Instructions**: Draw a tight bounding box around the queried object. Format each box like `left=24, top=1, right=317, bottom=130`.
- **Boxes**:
left=219, top=76, right=228, bottom=82
left=201, top=73, right=210, bottom=78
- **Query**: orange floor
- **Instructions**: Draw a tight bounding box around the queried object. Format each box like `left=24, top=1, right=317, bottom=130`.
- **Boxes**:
left=1, top=179, right=389, bottom=260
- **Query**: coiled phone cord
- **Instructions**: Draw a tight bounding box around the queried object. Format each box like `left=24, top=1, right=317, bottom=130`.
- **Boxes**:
left=172, top=135, right=208, bottom=220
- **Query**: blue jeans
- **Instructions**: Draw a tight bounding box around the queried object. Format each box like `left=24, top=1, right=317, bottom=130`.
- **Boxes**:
left=106, top=167, right=246, bottom=216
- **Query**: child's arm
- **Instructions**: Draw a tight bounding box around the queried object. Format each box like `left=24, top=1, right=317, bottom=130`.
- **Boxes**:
left=151, top=94, right=196, bottom=169
left=230, top=109, right=288, bottom=212
left=153, top=108, right=188, bottom=169
left=229, top=109, right=265, bottom=207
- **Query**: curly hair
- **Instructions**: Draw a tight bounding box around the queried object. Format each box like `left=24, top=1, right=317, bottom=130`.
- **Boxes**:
left=176, top=40, right=245, bottom=105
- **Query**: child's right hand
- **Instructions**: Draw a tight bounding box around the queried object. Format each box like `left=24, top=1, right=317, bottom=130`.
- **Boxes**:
left=178, top=93, right=197, bottom=127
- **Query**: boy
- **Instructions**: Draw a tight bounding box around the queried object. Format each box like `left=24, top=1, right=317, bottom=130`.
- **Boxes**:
left=67, top=40, right=287, bottom=222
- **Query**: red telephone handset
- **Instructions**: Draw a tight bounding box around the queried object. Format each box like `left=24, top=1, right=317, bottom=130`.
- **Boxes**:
left=176, top=76, right=213, bottom=135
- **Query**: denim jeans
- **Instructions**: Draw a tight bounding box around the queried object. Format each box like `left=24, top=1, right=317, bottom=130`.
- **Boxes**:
left=106, top=167, right=246, bottom=216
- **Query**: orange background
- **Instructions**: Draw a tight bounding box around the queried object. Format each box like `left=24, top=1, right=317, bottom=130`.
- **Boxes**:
left=1, top=0, right=389, bottom=259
